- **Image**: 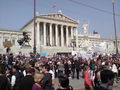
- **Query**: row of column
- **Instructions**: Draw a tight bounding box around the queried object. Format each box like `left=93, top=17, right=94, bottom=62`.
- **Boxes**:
left=36, top=22, right=76, bottom=47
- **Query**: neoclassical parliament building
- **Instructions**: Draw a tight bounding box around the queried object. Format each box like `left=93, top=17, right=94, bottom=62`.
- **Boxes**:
left=0, top=13, right=120, bottom=55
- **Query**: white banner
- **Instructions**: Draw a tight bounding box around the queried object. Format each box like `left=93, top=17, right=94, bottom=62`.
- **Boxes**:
left=93, top=42, right=107, bottom=53
left=72, top=51, right=92, bottom=60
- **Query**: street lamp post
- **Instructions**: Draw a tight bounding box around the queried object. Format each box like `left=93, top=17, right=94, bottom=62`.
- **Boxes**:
left=112, top=0, right=119, bottom=54
left=33, top=0, right=36, bottom=54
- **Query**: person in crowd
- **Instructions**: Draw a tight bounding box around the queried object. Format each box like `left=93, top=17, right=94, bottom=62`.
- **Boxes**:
left=57, top=60, right=64, bottom=77
left=38, top=62, right=44, bottom=73
left=111, top=63, right=118, bottom=83
left=83, top=65, right=93, bottom=90
left=89, top=66, right=95, bottom=86
left=8, top=53, right=14, bottom=68
left=19, top=67, right=35, bottom=90
left=71, top=60, right=75, bottom=79
left=40, top=64, right=53, bottom=90
left=49, top=63, right=55, bottom=88
left=118, top=64, right=120, bottom=79
left=11, top=65, right=24, bottom=90
left=94, top=65, right=100, bottom=89
left=64, top=60, right=70, bottom=77
left=96, top=70, right=115, bottom=90
left=75, top=59, right=81, bottom=79
left=89, top=60, right=95, bottom=71
left=0, top=54, right=2, bottom=61
left=32, top=73, right=44, bottom=90
left=0, top=63, right=11, bottom=90
left=6, top=47, right=11, bottom=54
left=6, top=67, right=12, bottom=84
left=57, top=75, right=73, bottom=90
left=54, top=59, right=58, bottom=78
left=1, top=51, right=120, bottom=90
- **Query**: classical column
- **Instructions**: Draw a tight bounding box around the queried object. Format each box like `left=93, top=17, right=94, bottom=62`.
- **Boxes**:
left=55, top=24, right=58, bottom=46
left=61, top=25, right=64, bottom=47
left=43, top=22, right=46, bottom=46
left=50, top=23, right=52, bottom=46
left=66, top=26, right=69, bottom=46
left=9, top=34, right=11, bottom=41
left=1, top=33, right=4, bottom=47
left=36, top=22, right=40, bottom=46
left=75, top=28, right=78, bottom=47
left=16, top=34, right=19, bottom=45
left=71, top=27, right=73, bottom=39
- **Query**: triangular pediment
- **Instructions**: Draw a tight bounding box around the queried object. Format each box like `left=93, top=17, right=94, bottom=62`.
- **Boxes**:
left=39, top=13, right=78, bottom=24
left=21, top=13, right=78, bottom=30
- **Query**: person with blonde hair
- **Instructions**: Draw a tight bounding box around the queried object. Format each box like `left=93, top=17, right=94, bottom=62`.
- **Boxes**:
left=32, top=73, right=44, bottom=90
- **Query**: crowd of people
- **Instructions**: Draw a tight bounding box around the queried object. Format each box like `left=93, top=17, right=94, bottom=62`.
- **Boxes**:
left=0, top=52, right=120, bottom=90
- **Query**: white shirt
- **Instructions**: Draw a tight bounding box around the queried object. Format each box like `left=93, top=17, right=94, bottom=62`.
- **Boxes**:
left=112, top=64, right=118, bottom=73
left=23, top=70, right=26, bottom=76
left=49, top=70, right=55, bottom=80
left=11, top=75, right=16, bottom=86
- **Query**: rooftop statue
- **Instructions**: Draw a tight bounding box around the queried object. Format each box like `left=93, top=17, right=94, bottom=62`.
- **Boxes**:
left=82, top=24, right=88, bottom=34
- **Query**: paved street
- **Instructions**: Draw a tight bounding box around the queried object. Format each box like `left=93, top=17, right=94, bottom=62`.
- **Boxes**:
left=55, top=77, right=84, bottom=90
left=55, top=77, right=120, bottom=90
left=54, top=72, right=84, bottom=90
left=113, top=81, right=120, bottom=90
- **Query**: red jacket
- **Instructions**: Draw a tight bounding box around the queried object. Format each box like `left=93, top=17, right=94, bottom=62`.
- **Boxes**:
left=83, top=70, right=93, bottom=88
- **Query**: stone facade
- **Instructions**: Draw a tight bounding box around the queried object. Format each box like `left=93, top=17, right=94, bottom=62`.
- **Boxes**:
left=0, top=13, right=119, bottom=55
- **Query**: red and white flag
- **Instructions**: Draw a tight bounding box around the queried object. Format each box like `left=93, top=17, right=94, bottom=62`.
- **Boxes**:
left=52, top=4, right=57, bottom=8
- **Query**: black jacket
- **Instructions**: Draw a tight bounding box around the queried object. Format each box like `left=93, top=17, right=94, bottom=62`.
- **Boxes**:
left=0, top=75, right=10, bottom=90
left=19, top=75, right=34, bottom=90
left=40, top=73, right=52, bottom=90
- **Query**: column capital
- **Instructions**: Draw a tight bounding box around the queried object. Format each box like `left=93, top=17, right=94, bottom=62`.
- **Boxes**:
left=36, top=20, right=40, bottom=24
left=43, top=22, right=47, bottom=24
left=55, top=24, right=58, bottom=26
left=65, top=25, right=69, bottom=27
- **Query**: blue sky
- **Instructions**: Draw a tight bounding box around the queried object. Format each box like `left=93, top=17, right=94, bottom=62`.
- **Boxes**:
left=0, top=0, right=120, bottom=39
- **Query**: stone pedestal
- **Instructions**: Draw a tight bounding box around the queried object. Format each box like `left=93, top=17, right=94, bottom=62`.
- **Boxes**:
left=19, top=45, right=32, bottom=55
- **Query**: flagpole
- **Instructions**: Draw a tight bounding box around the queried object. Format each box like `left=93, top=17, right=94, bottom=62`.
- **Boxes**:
left=33, top=0, right=36, bottom=54
left=112, top=0, right=118, bottom=54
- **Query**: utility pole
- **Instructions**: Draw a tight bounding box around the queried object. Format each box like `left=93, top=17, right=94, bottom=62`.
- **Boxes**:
left=33, top=0, right=36, bottom=54
left=112, top=0, right=119, bottom=54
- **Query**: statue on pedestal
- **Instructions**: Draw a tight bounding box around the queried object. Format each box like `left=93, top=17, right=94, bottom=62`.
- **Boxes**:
left=82, top=24, right=88, bottom=34
left=17, top=32, right=31, bottom=47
